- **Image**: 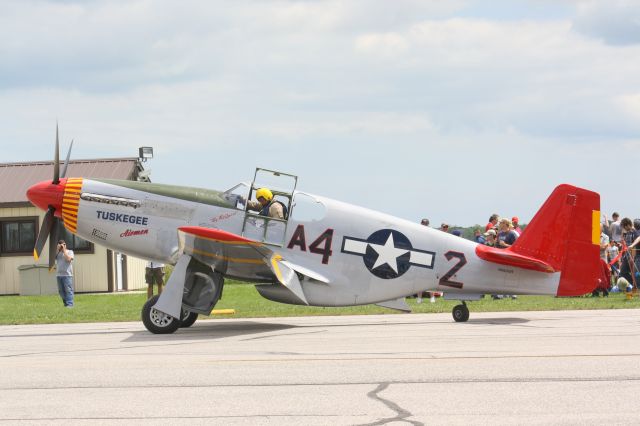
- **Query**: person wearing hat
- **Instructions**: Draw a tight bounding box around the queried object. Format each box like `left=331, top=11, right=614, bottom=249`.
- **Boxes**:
left=55, top=239, right=75, bottom=308
left=246, top=187, right=287, bottom=219
left=484, top=229, right=497, bottom=247
left=512, top=216, right=522, bottom=235
left=440, top=223, right=449, bottom=233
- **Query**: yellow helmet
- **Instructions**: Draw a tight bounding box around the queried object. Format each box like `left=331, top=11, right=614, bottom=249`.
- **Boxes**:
left=256, top=188, right=273, bottom=202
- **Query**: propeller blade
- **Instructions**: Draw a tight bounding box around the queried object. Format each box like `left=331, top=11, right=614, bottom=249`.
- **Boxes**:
left=48, top=217, right=60, bottom=271
left=60, top=139, right=74, bottom=179
left=53, top=124, right=60, bottom=184
left=33, top=207, right=55, bottom=260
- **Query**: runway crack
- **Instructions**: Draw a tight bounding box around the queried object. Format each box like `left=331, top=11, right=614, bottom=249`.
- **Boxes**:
left=356, top=382, right=423, bottom=426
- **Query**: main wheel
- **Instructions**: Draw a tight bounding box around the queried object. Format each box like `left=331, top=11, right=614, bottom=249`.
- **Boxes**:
left=452, top=304, right=470, bottom=322
left=180, top=309, right=198, bottom=328
left=142, top=295, right=181, bottom=334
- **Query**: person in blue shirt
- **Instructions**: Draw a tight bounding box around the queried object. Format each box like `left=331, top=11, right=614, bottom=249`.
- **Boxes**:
left=496, top=218, right=518, bottom=249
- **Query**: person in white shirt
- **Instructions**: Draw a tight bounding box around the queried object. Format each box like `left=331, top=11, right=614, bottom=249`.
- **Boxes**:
left=55, top=240, right=75, bottom=307
left=609, top=212, right=622, bottom=243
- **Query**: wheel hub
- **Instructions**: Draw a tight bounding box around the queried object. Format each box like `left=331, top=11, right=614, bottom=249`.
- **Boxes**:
left=150, top=307, right=174, bottom=327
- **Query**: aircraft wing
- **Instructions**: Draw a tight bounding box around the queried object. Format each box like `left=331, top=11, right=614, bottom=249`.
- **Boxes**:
left=179, top=226, right=319, bottom=303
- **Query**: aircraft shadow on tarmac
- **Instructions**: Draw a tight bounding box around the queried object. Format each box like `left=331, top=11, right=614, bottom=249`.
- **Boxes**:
left=466, top=317, right=530, bottom=325
left=123, top=321, right=298, bottom=342
left=122, top=316, right=531, bottom=343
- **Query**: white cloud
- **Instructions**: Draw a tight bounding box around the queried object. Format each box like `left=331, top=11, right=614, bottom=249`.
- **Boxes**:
left=1, top=0, right=639, bottom=225
left=573, top=0, right=640, bottom=45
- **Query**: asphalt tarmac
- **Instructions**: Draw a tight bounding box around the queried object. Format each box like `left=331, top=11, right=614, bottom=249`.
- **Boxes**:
left=1, top=309, right=639, bottom=425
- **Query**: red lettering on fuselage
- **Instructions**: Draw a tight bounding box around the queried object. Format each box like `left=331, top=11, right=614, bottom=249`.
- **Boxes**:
left=287, top=224, right=307, bottom=251
left=120, top=229, right=149, bottom=237
left=287, top=225, right=333, bottom=264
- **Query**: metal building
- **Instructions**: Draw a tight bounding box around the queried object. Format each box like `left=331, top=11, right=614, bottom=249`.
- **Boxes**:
left=0, top=158, right=148, bottom=295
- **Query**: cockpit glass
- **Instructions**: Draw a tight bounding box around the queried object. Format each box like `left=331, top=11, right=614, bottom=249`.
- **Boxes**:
left=222, top=182, right=250, bottom=210
left=290, top=192, right=326, bottom=221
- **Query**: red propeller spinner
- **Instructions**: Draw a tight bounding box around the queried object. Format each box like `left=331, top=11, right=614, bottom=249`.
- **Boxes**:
left=26, top=178, right=67, bottom=217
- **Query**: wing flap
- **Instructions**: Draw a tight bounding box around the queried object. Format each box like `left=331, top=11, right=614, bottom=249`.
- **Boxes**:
left=268, top=255, right=308, bottom=305
left=280, top=260, right=330, bottom=284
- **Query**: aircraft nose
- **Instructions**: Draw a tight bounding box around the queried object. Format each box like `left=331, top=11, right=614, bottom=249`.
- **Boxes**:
left=26, top=179, right=67, bottom=216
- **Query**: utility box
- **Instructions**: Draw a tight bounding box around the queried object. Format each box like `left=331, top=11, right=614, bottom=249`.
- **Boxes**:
left=18, top=264, right=57, bottom=296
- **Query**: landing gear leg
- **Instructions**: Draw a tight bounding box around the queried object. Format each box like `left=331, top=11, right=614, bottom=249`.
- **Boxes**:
left=452, top=302, right=470, bottom=322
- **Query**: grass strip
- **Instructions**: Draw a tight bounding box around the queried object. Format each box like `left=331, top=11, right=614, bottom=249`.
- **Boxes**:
left=0, top=281, right=638, bottom=325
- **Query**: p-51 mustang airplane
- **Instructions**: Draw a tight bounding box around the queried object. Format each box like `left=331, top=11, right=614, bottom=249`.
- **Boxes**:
left=27, top=132, right=601, bottom=333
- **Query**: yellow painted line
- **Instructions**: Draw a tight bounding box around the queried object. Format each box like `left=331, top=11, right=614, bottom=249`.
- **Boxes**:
left=188, top=247, right=265, bottom=265
left=592, top=210, right=600, bottom=245
left=211, top=309, right=235, bottom=315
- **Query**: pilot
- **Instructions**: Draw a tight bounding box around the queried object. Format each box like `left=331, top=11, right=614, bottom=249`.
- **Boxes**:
left=247, top=188, right=287, bottom=219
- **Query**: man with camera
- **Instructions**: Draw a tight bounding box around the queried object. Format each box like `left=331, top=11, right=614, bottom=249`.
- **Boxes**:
left=55, top=239, right=75, bottom=307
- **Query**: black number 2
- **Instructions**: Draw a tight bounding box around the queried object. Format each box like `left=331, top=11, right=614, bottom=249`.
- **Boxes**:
left=439, top=251, right=467, bottom=289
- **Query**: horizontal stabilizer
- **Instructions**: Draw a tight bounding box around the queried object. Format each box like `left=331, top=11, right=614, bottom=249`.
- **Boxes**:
left=475, top=244, right=555, bottom=273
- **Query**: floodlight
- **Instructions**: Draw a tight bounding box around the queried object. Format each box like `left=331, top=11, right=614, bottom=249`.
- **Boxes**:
left=139, top=146, right=154, bottom=161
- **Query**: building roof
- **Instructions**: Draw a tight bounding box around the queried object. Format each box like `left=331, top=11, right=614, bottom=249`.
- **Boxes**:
left=0, top=158, right=142, bottom=206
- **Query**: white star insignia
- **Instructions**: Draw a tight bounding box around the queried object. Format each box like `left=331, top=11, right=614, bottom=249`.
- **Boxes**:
left=369, top=233, right=409, bottom=273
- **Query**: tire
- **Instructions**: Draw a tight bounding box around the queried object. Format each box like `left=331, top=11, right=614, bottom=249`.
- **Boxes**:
left=180, top=309, right=198, bottom=328
left=141, top=295, right=181, bottom=334
left=452, top=304, right=470, bottom=322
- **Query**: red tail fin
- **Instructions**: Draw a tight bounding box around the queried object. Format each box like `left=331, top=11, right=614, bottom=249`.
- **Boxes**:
left=510, top=184, right=600, bottom=296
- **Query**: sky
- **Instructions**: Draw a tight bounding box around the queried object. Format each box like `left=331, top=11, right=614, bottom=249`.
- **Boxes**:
left=1, top=0, right=639, bottom=227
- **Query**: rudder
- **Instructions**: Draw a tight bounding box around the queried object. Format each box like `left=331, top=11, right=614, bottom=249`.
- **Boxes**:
left=510, top=184, right=600, bottom=296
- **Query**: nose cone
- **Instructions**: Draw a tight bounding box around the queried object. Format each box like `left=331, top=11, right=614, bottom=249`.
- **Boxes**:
left=26, top=179, right=67, bottom=216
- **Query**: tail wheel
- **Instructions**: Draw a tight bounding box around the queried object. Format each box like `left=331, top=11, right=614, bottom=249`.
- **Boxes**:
left=142, top=295, right=181, bottom=334
left=180, top=309, right=198, bottom=328
left=452, top=304, right=470, bottom=322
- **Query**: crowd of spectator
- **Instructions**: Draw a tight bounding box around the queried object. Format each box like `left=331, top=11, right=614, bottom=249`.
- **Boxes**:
left=600, top=213, right=640, bottom=294
left=420, top=210, right=639, bottom=299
